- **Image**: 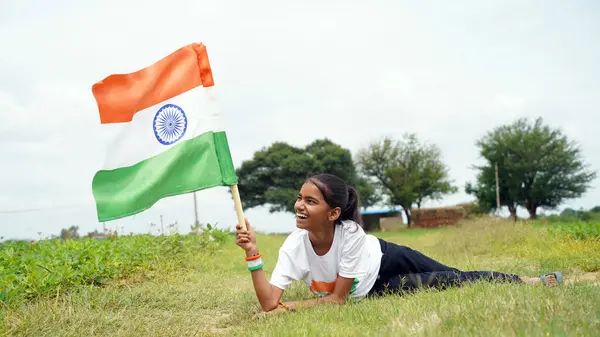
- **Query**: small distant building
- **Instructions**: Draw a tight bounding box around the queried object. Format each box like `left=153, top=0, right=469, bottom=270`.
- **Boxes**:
left=88, top=233, right=110, bottom=240
left=360, top=208, right=405, bottom=232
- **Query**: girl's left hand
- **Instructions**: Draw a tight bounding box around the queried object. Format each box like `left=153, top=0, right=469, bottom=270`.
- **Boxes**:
left=252, top=303, right=294, bottom=318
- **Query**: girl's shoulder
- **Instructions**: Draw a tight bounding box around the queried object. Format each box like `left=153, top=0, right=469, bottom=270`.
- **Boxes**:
left=337, top=220, right=368, bottom=248
left=339, top=220, right=366, bottom=236
left=280, top=228, right=308, bottom=251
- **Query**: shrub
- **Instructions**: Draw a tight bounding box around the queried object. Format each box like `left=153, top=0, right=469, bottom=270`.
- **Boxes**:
left=0, top=227, right=229, bottom=307
left=544, top=221, right=600, bottom=241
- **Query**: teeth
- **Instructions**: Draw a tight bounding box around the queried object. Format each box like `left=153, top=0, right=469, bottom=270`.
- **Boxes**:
left=296, top=213, right=308, bottom=219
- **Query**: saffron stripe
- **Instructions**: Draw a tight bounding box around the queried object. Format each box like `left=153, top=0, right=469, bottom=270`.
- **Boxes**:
left=92, top=43, right=214, bottom=124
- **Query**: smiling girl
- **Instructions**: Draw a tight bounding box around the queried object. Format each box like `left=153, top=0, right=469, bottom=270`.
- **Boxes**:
left=235, top=173, right=562, bottom=313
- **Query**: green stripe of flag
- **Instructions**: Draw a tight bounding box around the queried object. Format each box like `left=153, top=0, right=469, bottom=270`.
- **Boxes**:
left=92, top=131, right=238, bottom=222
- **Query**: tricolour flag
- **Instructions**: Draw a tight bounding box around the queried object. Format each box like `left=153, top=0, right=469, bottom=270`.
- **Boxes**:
left=91, top=43, right=238, bottom=222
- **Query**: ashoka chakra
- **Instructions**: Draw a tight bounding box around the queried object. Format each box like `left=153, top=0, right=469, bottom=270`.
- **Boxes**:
left=153, top=104, right=188, bottom=145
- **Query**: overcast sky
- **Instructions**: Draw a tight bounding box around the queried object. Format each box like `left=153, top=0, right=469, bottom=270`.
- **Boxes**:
left=1, top=0, right=599, bottom=240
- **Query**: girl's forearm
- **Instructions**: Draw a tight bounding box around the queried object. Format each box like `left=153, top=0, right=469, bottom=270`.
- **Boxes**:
left=285, top=294, right=346, bottom=311
left=246, top=247, right=280, bottom=311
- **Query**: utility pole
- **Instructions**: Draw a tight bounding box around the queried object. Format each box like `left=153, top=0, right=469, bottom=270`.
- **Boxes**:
left=160, top=215, right=164, bottom=235
left=495, top=162, right=501, bottom=209
left=193, top=192, right=199, bottom=227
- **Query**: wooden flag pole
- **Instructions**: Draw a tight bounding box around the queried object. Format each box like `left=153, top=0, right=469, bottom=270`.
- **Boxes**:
left=230, top=184, right=247, bottom=231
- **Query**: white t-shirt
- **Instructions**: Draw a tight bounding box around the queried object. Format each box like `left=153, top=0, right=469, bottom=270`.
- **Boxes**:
left=269, top=220, right=383, bottom=300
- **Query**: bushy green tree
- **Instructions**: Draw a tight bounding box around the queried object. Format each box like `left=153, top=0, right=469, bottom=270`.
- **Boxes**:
left=466, top=117, right=596, bottom=219
left=60, top=226, right=80, bottom=239
left=355, top=133, right=457, bottom=226
left=235, top=139, right=379, bottom=214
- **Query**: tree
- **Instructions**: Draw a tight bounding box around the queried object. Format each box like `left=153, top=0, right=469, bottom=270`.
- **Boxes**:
left=60, top=226, right=80, bottom=239
left=466, top=117, right=596, bottom=219
left=590, top=206, right=600, bottom=213
left=354, top=176, right=382, bottom=210
left=235, top=138, right=379, bottom=214
left=355, top=134, right=457, bottom=226
left=559, top=208, right=577, bottom=217
left=413, top=144, right=458, bottom=208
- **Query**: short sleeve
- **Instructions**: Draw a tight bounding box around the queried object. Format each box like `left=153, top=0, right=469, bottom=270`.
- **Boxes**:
left=338, top=225, right=369, bottom=279
left=269, top=248, right=301, bottom=290
left=268, top=230, right=308, bottom=290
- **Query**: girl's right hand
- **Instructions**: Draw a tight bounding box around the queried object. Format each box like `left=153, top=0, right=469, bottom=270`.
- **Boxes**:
left=235, top=218, right=257, bottom=252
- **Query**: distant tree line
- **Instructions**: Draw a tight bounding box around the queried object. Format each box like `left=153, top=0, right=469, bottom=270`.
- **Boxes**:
left=234, top=117, right=596, bottom=226
left=543, top=206, right=600, bottom=222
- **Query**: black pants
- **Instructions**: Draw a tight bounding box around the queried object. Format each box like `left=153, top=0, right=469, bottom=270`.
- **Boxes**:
left=368, top=238, right=521, bottom=296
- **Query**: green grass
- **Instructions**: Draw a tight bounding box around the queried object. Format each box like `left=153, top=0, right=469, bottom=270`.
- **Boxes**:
left=2, top=218, right=599, bottom=336
left=542, top=221, right=600, bottom=241
left=0, top=227, right=230, bottom=307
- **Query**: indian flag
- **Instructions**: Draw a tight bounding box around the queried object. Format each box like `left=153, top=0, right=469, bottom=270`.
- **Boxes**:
left=91, top=43, right=238, bottom=222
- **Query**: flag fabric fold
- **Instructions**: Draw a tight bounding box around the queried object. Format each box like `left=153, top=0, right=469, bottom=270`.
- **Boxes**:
left=91, top=43, right=237, bottom=222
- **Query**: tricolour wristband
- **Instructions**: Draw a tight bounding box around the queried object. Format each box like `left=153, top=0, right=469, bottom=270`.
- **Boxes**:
left=248, top=257, right=264, bottom=271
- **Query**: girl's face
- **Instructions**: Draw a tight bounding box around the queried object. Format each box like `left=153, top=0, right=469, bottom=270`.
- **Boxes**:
left=294, top=182, right=341, bottom=230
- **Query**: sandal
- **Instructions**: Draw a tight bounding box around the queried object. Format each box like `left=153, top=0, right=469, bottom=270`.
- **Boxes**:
left=540, top=272, right=563, bottom=287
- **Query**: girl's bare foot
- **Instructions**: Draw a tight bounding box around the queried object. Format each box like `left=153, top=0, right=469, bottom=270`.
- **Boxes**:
left=521, top=272, right=562, bottom=287
left=520, top=276, right=541, bottom=285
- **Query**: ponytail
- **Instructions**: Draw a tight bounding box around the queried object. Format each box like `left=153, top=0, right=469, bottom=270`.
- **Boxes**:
left=341, top=186, right=363, bottom=226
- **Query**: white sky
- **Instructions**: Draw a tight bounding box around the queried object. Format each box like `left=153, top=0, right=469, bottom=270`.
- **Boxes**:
left=1, top=0, right=599, bottom=240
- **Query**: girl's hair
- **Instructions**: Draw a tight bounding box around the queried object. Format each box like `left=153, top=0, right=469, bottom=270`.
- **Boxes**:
left=306, top=173, right=363, bottom=227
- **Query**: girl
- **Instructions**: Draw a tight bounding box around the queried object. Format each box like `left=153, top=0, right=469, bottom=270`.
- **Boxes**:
left=235, top=173, right=562, bottom=313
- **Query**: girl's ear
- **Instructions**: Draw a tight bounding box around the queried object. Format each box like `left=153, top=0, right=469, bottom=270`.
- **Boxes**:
left=328, top=207, right=341, bottom=222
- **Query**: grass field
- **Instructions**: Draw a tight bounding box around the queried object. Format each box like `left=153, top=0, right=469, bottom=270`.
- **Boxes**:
left=1, top=218, right=600, bottom=336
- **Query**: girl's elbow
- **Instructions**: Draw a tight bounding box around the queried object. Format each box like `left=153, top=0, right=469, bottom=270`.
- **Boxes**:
left=333, top=295, right=347, bottom=304
left=325, top=293, right=347, bottom=305
left=261, top=300, right=279, bottom=312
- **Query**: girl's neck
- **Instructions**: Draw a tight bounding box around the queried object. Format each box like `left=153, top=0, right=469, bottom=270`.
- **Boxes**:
left=308, top=224, right=335, bottom=256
